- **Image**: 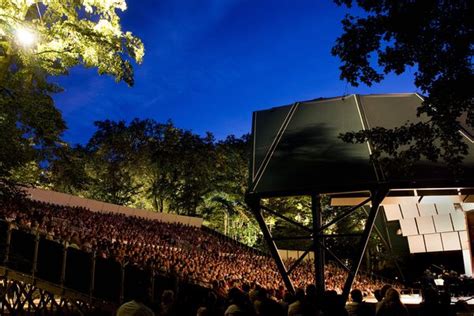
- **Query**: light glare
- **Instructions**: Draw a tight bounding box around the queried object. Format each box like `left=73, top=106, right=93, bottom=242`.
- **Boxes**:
left=15, top=27, right=36, bottom=47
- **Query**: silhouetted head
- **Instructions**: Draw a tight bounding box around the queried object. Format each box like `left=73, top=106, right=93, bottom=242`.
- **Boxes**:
left=228, top=287, right=245, bottom=305
left=374, top=289, right=383, bottom=302
left=295, top=288, right=305, bottom=302
left=384, top=288, right=401, bottom=304
left=381, top=285, right=393, bottom=298
left=161, top=290, right=174, bottom=305
left=306, top=284, right=317, bottom=298
left=350, top=289, right=363, bottom=303
left=283, top=292, right=294, bottom=303
left=130, top=280, right=151, bottom=302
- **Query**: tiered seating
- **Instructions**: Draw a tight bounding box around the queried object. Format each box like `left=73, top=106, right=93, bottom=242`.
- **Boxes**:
left=0, top=197, right=389, bottom=303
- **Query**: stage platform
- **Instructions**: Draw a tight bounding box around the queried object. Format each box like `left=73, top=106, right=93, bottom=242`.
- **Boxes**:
left=365, top=294, right=474, bottom=306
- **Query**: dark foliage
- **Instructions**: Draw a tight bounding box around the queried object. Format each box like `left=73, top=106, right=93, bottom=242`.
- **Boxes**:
left=333, top=0, right=473, bottom=174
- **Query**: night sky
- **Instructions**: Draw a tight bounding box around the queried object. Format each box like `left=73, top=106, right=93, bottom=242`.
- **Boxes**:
left=54, top=0, right=417, bottom=144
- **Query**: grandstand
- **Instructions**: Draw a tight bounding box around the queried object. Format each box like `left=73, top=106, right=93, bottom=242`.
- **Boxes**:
left=0, top=187, right=396, bottom=314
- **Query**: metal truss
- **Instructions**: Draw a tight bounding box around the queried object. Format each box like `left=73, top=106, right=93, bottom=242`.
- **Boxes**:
left=247, top=188, right=388, bottom=301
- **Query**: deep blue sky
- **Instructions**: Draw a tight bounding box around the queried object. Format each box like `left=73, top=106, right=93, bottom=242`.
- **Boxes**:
left=54, top=0, right=417, bottom=144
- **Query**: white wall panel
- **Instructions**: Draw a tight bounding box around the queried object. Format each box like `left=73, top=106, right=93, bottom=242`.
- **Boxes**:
left=441, top=232, right=461, bottom=251
left=463, top=249, right=472, bottom=276
left=383, top=205, right=402, bottom=221
left=102, top=203, right=119, bottom=213
left=55, top=192, right=72, bottom=206
left=68, top=196, right=84, bottom=207
left=421, top=196, right=463, bottom=204
left=331, top=197, right=368, bottom=206
left=433, top=214, right=453, bottom=233
left=117, top=206, right=131, bottom=216
left=27, top=188, right=59, bottom=204
left=165, top=214, right=175, bottom=222
left=436, top=203, right=456, bottom=214
left=189, top=217, right=203, bottom=227
left=278, top=250, right=288, bottom=261
left=424, top=234, right=443, bottom=252
left=459, top=231, right=470, bottom=250
left=399, top=218, right=418, bottom=236
left=73, top=196, right=89, bottom=208
left=461, top=203, right=474, bottom=211
left=416, top=216, right=436, bottom=234
left=408, top=235, right=426, bottom=253
left=400, top=202, right=419, bottom=219
left=288, top=250, right=299, bottom=260
left=22, top=187, right=203, bottom=227
left=418, top=204, right=437, bottom=217
left=88, top=200, right=104, bottom=212
left=382, top=196, right=418, bottom=205
left=451, top=212, right=467, bottom=231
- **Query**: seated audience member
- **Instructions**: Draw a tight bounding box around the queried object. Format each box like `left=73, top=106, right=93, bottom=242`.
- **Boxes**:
left=224, top=287, right=251, bottom=316
left=419, top=288, right=445, bottom=316
left=346, top=289, right=374, bottom=316
left=303, top=284, right=322, bottom=316
left=159, top=290, right=176, bottom=316
left=288, top=288, right=305, bottom=316
left=375, top=288, right=408, bottom=316
left=374, top=290, right=383, bottom=303
left=322, top=290, right=348, bottom=316
left=117, top=284, right=154, bottom=316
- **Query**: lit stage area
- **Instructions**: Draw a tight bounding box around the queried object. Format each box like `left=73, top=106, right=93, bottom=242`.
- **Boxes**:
left=365, top=294, right=474, bottom=306
left=331, top=188, right=474, bottom=278
left=246, top=93, right=474, bottom=302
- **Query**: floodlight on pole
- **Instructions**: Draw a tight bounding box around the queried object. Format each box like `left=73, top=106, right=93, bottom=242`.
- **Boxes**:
left=15, top=26, right=37, bottom=47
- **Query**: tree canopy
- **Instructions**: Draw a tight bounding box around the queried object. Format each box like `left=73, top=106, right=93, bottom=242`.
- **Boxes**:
left=332, top=0, right=473, bottom=173
left=45, top=118, right=264, bottom=245
left=0, top=0, right=144, bottom=84
left=0, top=0, right=144, bottom=197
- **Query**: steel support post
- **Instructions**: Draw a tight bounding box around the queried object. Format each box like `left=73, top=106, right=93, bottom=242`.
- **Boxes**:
left=120, top=265, right=125, bottom=304
left=90, top=251, right=96, bottom=300
left=60, top=246, right=67, bottom=286
left=4, top=228, right=11, bottom=265
left=151, top=271, right=155, bottom=301
left=32, top=233, right=39, bottom=277
left=250, top=198, right=295, bottom=294
left=312, top=194, right=325, bottom=294
left=342, top=189, right=387, bottom=301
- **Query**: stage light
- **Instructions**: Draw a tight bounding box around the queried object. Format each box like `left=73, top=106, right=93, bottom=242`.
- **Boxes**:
left=15, top=27, right=37, bottom=47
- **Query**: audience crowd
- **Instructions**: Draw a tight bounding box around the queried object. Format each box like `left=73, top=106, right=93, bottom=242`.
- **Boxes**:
left=3, top=198, right=471, bottom=315
left=0, top=199, right=386, bottom=296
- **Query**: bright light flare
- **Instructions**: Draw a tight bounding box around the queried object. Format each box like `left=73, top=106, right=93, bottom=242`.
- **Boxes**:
left=15, top=27, right=37, bottom=47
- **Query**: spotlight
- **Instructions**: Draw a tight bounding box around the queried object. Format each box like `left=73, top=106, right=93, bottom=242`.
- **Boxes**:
left=15, top=27, right=36, bottom=47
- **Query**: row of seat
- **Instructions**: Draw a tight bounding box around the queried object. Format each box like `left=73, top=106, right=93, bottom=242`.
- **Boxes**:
left=0, top=220, right=175, bottom=304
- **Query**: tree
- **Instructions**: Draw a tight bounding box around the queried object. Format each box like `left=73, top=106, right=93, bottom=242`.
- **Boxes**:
left=0, top=0, right=144, bottom=85
left=83, top=119, right=151, bottom=205
left=197, top=134, right=262, bottom=246
left=0, top=0, right=144, bottom=196
left=332, top=0, right=473, bottom=174
left=48, top=144, right=90, bottom=194
left=165, top=130, right=215, bottom=215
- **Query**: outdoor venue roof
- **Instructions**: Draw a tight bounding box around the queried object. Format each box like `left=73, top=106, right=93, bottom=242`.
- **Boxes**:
left=249, top=93, right=474, bottom=197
